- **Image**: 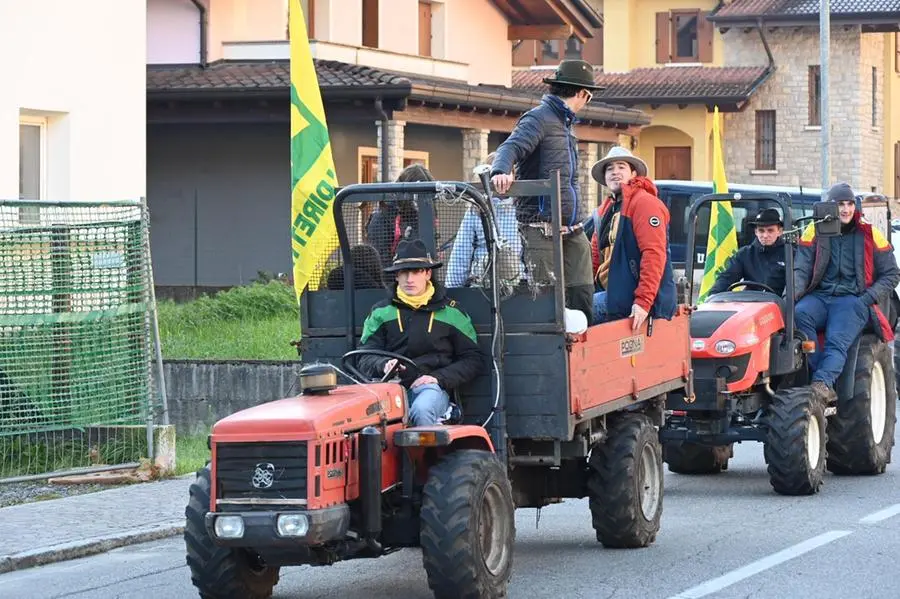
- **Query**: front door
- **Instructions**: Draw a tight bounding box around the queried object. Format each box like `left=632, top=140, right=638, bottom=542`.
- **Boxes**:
left=655, top=147, right=692, bottom=180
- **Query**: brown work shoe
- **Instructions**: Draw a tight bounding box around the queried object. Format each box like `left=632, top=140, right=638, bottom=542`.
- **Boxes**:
left=810, top=381, right=837, bottom=404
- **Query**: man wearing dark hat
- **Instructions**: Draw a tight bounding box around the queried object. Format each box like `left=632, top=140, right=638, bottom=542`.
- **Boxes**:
left=489, top=59, right=602, bottom=323
left=794, top=182, right=900, bottom=403
left=708, top=208, right=788, bottom=297
left=357, top=239, right=485, bottom=426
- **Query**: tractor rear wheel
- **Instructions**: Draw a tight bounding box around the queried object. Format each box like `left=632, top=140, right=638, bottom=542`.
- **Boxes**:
left=764, top=387, right=826, bottom=495
left=664, top=442, right=732, bottom=474
left=827, top=335, right=897, bottom=475
left=588, top=413, right=663, bottom=548
left=184, top=466, right=280, bottom=599
left=420, top=450, right=515, bottom=599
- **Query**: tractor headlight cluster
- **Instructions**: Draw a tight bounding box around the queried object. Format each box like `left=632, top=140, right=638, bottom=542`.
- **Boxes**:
left=213, top=515, right=245, bottom=539
left=276, top=514, right=310, bottom=537
left=715, top=340, right=736, bottom=355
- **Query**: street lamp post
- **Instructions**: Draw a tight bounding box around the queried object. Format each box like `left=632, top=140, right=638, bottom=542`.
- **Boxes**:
left=820, top=0, right=830, bottom=196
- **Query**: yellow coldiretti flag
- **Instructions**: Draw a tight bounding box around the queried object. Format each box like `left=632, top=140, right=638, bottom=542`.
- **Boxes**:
left=290, top=0, right=338, bottom=301
left=698, top=106, right=738, bottom=301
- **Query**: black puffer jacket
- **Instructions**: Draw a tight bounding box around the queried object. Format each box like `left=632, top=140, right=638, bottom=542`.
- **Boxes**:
left=708, top=238, right=788, bottom=296
left=357, top=282, right=486, bottom=390
left=490, top=95, right=581, bottom=227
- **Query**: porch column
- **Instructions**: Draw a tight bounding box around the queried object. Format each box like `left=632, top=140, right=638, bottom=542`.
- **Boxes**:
left=461, top=128, right=490, bottom=181
left=577, top=141, right=600, bottom=221
left=376, top=119, right=406, bottom=182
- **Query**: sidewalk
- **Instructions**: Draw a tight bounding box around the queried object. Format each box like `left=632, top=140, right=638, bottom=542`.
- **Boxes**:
left=0, top=475, right=194, bottom=574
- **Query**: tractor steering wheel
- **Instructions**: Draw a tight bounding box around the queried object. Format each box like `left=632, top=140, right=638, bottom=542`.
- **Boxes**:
left=727, top=280, right=777, bottom=295
left=341, top=349, right=418, bottom=383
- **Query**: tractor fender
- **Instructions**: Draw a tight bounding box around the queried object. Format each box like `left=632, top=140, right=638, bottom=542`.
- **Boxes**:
left=393, top=425, right=494, bottom=452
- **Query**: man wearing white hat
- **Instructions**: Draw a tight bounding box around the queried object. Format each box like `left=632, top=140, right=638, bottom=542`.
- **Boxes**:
left=589, top=146, right=677, bottom=330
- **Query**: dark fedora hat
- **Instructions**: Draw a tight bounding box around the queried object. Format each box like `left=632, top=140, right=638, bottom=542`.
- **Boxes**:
left=542, top=59, right=604, bottom=91
left=383, top=239, right=442, bottom=273
left=749, top=208, right=783, bottom=227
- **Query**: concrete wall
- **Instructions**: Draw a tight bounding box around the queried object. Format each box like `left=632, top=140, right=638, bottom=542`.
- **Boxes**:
left=161, top=360, right=302, bottom=435
left=404, top=124, right=464, bottom=180
left=884, top=33, right=900, bottom=197
left=330, top=121, right=378, bottom=185
left=722, top=26, right=883, bottom=192
left=147, top=0, right=201, bottom=64
left=0, top=0, right=146, bottom=202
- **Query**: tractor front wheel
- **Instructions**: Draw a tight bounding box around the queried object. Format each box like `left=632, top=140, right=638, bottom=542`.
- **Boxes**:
left=588, top=413, right=663, bottom=548
left=827, top=335, right=897, bottom=475
left=420, top=450, right=515, bottom=599
left=184, top=466, right=280, bottom=599
left=764, top=387, right=826, bottom=495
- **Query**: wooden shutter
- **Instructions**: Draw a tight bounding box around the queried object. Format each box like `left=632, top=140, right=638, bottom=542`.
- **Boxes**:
left=697, top=11, right=714, bottom=63
left=418, top=1, right=432, bottom=57
left=656, top=12, right=671, bottom=63
left=362, top=0, right=379, bottom=48
left=894, top=142, right=900, bottom=199
left=808, top=65, right=821, bottom=126
left=895, top=33, right=900, bottom=73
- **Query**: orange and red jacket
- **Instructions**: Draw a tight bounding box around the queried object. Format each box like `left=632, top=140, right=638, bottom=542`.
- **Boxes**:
left=590, top=177, right=677, bottom=319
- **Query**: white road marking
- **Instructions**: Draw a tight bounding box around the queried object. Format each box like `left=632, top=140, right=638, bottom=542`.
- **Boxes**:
left=859, top=503, right=900, bottom=524
left=666, top=530, right=852, bottom=599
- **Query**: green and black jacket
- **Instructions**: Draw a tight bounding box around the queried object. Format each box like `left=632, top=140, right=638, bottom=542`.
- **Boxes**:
left=358, top=282, right=485, bottom=390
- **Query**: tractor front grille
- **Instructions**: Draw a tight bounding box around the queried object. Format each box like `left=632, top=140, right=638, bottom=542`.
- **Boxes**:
left=215, top=442, right=308, bottom=510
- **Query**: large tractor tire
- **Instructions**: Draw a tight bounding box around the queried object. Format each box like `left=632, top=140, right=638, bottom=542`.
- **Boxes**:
left=588, top=413, right=663, bottom=548
left=664, top=442, right=732, bottom=474
left=420, top=450, right=515, bottom=599
left=764, top=387, right=826, bottom=495
left=827, top=335, right=897, bottom=475
left=184, top=466, right=280, bottom=599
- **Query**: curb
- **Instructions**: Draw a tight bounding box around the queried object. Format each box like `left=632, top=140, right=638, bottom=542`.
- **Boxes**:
left=0, top=522, right=184, bottom=574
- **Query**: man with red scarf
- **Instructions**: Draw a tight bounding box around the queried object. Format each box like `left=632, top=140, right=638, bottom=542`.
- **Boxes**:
left=794, top=182, right=900, bottom=403
left=589, top=147, right=676, bottom=330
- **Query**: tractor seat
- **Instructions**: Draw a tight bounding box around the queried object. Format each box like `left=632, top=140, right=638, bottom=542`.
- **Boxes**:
left=706, top=290, right=786, bottom=316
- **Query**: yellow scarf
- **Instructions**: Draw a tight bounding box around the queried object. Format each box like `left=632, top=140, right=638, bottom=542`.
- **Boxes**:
left=396, top=281, right=435, bottom=310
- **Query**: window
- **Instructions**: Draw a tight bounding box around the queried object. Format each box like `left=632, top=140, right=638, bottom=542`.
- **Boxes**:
left=755, top=110, right=776, bottom=171
left=808, top=65, right=821, bottom=126
left=656, top=10, right=713, bottom=63
left=19, top=120, right=44, bottom=200
left=362, top=0, right=378, bottom=48
left=418, top=1, right=432, bottom=57
left=872, top=67, right=877, bottom=128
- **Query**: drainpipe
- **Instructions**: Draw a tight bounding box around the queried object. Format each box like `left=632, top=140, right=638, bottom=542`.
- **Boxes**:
left=189, top=0, right=208, bottom=68
left=755, top=18, right=775, bottom=70
left=375, top=97, right=390, bottom=182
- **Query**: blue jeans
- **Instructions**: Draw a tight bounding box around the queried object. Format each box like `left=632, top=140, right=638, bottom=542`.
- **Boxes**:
left=795, top=293, right=870, bottom=387
left=592, top=291, right=609, bottom=325
left=408, top=383, right=450, bottom=427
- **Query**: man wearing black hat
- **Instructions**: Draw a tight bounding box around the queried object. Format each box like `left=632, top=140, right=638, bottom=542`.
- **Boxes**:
left=357, top=239, right=486, bottom=427
left=489, top=59, right=602, bottom=323
left=794, top=182, right=900, bottom=403
left=708, top=208, right=788, bottom=297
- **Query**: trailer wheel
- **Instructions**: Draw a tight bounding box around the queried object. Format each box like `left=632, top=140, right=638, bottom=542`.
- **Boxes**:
left=664, top=442, right=732, bottom=474
left=827, top=335, right=897, bottom=475
left=420, top=450, right=515, bottom=599
left=184, top=466, right=280, bottom=599
left=588, top=413, right=663, bottom=548
left=764, top=387, right=826, bottom=495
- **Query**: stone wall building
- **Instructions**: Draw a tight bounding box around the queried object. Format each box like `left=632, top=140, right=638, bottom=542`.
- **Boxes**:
left=708, top=2, right=900, bottom=195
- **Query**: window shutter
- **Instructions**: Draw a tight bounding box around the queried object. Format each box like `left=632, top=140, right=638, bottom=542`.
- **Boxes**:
left=656, top=12, right=671, bottom=64
left=894, top=142, right=900, bottom=199
left=698, top=11, right=714, bottom=63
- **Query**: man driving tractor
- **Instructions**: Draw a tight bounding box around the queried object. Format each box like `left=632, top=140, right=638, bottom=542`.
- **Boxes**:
left=794, top=182, right=900, bottom=403
left=708, top=208, right=788, bottom=296
left=357, top=239, right=486, bottom=426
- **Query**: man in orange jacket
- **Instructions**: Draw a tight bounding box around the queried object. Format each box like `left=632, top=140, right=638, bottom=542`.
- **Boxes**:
left=589, top=147, right=676, bottom=330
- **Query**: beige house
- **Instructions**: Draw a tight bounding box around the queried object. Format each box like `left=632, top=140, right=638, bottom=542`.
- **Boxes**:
left=1, top=1, right=146, bottom=202
left=147, top=0, right=649, bottom=293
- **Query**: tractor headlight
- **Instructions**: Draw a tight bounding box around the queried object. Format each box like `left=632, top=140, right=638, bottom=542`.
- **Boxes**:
left=715, top=340, right=736, bottom=355
left=213, top=515, right=245, bottom=539
left=276, top=514, right=310, bottom=537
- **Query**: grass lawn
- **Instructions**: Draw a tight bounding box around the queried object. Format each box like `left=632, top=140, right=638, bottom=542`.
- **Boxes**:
left=174, top=430, right=211, bottom=476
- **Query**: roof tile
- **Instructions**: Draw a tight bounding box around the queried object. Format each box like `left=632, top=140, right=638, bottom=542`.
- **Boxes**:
left=712, top=0, right=900, bottom=19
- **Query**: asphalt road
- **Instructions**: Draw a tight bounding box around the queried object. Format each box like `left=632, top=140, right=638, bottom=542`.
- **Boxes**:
left=3, top=407, right=900, bottom=599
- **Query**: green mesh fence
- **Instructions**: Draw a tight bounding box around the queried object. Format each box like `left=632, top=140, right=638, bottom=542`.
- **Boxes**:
left=0, top=200, right=156, bottom=481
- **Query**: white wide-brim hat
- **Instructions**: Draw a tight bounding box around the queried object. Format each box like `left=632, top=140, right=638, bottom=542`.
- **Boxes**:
left=591, top=146, right=648, bottom=182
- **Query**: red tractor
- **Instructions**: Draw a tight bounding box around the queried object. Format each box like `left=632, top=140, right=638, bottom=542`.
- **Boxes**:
left=183, top=174, right=693, bottom=599
left=661, top=192, right=897, bottom=495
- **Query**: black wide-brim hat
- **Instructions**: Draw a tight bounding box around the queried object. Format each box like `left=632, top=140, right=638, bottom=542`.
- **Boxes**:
left=748, top=208, right=784, bottom=227
left=383, top=239, right=443, bottom=273
left=542, top=59, right=604, bottom=91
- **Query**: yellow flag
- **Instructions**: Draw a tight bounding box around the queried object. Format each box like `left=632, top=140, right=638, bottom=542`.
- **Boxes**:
left=698, top=106, right=738, bottom=301
left=290, top=0, right=338, bottom=301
